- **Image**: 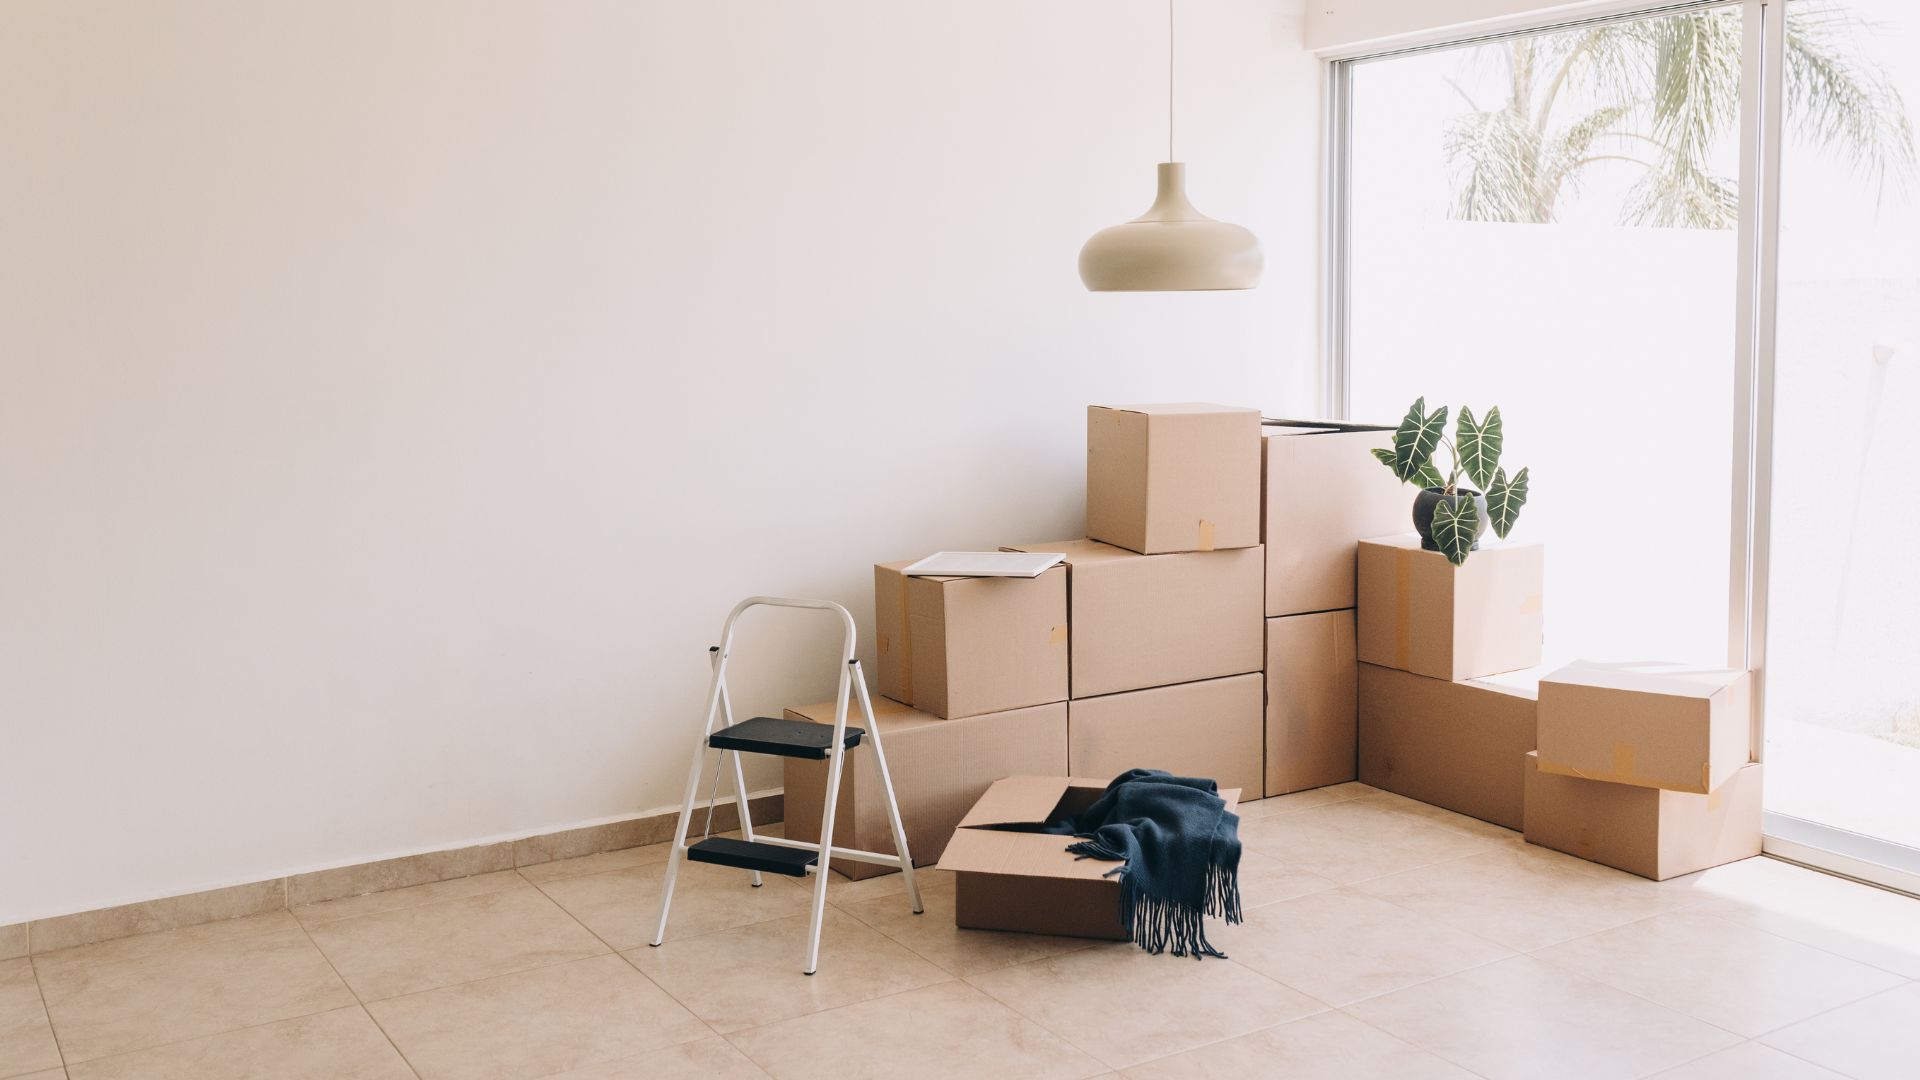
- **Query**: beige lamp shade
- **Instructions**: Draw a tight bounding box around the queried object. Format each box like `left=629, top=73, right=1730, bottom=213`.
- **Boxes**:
left=1079, top=162, right=1263, bottom=292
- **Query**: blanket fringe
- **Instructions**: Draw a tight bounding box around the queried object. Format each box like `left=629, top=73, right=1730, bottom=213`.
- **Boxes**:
left=1067, top=840, right=1242, bottom=960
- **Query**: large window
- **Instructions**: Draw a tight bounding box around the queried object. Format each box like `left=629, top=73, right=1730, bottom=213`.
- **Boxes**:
left=1766, top=0, right=1920, bottom=856
left=1342, top=5, right=1744, bottom=670
left=1334, top=0, right=1920, bottom=885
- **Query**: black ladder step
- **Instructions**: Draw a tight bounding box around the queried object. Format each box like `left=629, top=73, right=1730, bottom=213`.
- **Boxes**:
left=686, top=837, right=818, bottom=876
left=709, top=716, right=864, bottom=760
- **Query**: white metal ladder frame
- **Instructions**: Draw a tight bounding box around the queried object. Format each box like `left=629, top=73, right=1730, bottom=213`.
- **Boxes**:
left=649, top=596, right=923, bottom=974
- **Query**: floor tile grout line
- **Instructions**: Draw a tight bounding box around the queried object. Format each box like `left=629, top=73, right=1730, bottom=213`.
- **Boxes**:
left=1741, top=977, right=1916, bottom=1045
left=960, top=957, right=1140, bottom=1072
left=25, top=954, right=70, bottom=1073
left=1758, top=1027, right=1880, bottom=1079
left=1690, top=898, right=1920, bottom=982
left=1331, top=1003, right=1503, bottom=1080
left=291, top=917, right=424, bottom=1080
left=1521, top=907, right=1913, bottom=1041
left=515, top=866, right=731, bottom=1049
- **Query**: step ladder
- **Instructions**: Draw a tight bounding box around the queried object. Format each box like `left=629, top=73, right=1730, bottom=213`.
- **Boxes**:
left=649, top=596, right=923, bottom=974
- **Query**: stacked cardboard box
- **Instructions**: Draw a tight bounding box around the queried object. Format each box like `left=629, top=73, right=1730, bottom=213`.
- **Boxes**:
left=1354, top=534, right=1546, bottom=828
left=1260, top=421, right=1404, bottom=795
left=1526, top=662, right=1760, bottom=879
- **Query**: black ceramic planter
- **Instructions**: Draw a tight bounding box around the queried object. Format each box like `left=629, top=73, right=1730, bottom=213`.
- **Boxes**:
left=1412, top=487, right=1490, bottom=552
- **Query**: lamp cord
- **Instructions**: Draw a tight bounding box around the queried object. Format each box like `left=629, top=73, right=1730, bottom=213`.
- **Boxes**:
left=1168, top=0, right=1175, bottom=162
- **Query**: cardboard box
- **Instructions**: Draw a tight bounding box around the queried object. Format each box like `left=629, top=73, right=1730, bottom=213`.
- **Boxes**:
left=1261, top=420, right=1408, bottom=617
left=1067, top=674, right=1264, bottom=796
left=1536, top=662, right=1752, bottom=794
left=1524, top=752, right=1762, bottom=879
left=1265, top=611, right=1358, bottom=796
left=871, top=561, right=1068, bottom=718
left=1356, top=661, right=1537, bottom=830
left=1003, top=539, right=1264, bottom=698
left=1086, top=403, right=1261, bottom=555
left=783, top=697, right=1067, bottom=879
left=942, top=776, right=1240, bottom=939
left=1356, top=534, right=1544, bottom=682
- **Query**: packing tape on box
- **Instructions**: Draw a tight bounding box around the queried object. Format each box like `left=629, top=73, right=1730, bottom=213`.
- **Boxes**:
left=1197, top=519, right=1216, bottom=552
left=898, top=583, right=914, bottom=702
left=1393, top=548, right=1413, bottom=669
left=1049, top=625, right=1068, bottom=645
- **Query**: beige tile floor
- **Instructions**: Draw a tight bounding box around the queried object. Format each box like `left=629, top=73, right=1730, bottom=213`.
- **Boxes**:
left=8, top=784, right=1919, bottom=1079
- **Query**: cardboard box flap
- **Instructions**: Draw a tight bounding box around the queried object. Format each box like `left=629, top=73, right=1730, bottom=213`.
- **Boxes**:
left=1001, top=539, right=1136, bottom=567
left=1544, top=660, right=1746, bottom=700
left=1099, top=402, right=1259, bottom=418
left=1260, top=418, right=1394, bottom=435
left=955, top=775, right=1103, bottom=828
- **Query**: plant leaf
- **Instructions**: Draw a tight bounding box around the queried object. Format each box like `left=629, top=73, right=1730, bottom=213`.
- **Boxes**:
left=1392, top=398, right=1448, bottom=483
left=1371, top=447, right=1398, bottom=474
left=1455, top=406, right=1503, bottom=490
left=1431, top=495, right=1479, bottom=567
left=1486, top=466, right=1530, bottom=539
left=1411, top=460, right=1447, bottom=489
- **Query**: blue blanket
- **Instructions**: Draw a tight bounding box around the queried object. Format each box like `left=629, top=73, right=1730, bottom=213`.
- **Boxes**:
left=1022, top=769, right=1243, bottom=958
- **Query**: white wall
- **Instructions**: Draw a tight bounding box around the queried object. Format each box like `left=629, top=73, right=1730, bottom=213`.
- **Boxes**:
left=1307, top=0, right=1642, bottom=53
left=0, top=0, right=1322, bottom=923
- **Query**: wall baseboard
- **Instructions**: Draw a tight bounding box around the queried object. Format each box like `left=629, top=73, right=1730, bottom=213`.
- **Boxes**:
left=8, top=792, right=784, bottom=958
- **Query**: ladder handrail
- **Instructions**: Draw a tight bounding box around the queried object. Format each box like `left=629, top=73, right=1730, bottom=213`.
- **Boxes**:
left=714, top=596, right=857, bottom=664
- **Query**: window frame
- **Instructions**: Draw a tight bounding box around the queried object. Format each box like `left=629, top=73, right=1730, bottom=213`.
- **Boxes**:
left=1321, top=0, right=1920, bottom=895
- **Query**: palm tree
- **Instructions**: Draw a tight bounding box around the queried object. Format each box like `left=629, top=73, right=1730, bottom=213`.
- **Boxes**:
left=1446, top=2, right=1913, bottom=227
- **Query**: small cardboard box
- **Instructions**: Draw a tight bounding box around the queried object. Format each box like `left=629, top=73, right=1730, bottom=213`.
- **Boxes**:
left=942, top=776, right=1240, bottom=939
left=1003, top=539, right=1264, bottom=699
left=872, top=561, right=1068, bottom=719
left=1086, top=403, right=1261, bottom=555
left=1536, top=662, right=1752, bottom=794
left=1067, top=673, right=1264, bottom=796
left=783, top=697, right=1067, bottom=879
left=1265, top=610, right=1358, bottom=796
left=1356, top=661, right=1537, bottom=830
left=1356, top=534, right=1544, bottom=682
left=1524, top=752, right=1762, bottom=880
left=1261, top=420, right=1407, bottom=617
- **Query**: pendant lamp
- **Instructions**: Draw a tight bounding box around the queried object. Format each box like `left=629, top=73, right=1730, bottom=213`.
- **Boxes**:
left=1079, top=0, right=1263, bottom=292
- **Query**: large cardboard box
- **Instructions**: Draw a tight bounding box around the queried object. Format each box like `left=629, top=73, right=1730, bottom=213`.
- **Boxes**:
left=1356, top=534, right=1544, bottom=682
left=1261, top=420, right=1407, bottom=617
left=1265, top=611, right=1358, bottom=796
left=783, top=697, right=1067, bottom=879
left=1536, top=662, right=1752, bottom=794
left=943, top=776, right=1240, bottom=939
left=1003, top=539, right=1264, bottom=698
left=1067, top=674, right=1264, bottom=796
left=1524, top=752, right=1762, bottom=880
left=1356, top=661, right=1536, bottom=830
left=1086, top=403, right=1261, bottom=555
left=872, top=561, right=1068, bottom=718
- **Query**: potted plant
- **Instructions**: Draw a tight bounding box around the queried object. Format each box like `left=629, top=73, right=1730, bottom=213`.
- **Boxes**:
left=1371, top=397, right=1530, bottom=566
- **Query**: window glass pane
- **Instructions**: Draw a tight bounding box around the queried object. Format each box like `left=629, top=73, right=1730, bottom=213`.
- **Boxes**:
left=1767, top=0, right=1920, bottom=851
left=1346, top=6, right=1742, bottom=670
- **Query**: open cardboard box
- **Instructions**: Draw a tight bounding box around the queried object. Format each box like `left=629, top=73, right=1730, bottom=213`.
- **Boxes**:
left=941, top=776, right=1240, bottom=940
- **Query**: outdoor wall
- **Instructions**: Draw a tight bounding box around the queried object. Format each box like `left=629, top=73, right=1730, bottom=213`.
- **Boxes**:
left=0, top=0, right=1321, bottom=923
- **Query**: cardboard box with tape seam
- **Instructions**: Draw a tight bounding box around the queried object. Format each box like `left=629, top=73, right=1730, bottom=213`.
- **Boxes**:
left=1086, top=403, right=1261, bottom=555
left=1535, top=661, right=1752, bottom=794
left=942, top=775, right=1241, bottom=939
left=1261, top=420, right=1407, bottom=617
left=1357, top=661, right=1537, bottom=831
left=1357, top=534, right=1544, bottom=682
left=1002, top=539, right=1263, bottom=699
left=872, top=560, right=1068, bottom=719
left=1524, top=751, right=1762, bottom=879
left=1067, top=673, right=1264, bottom=797
left=1266, top=610, right=1358, bottom=796
left=783, top=697, right=1067, bottom=880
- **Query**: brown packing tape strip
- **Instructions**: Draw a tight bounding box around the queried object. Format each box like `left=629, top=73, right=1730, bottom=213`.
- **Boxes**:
left=1197, top=519, right=1216, bottom=552
left=1049, top=625, right=1068, bottom=645
left=1393, top=548, right=1413, bottom=669
left=898, top=579, right=914, bottom=703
